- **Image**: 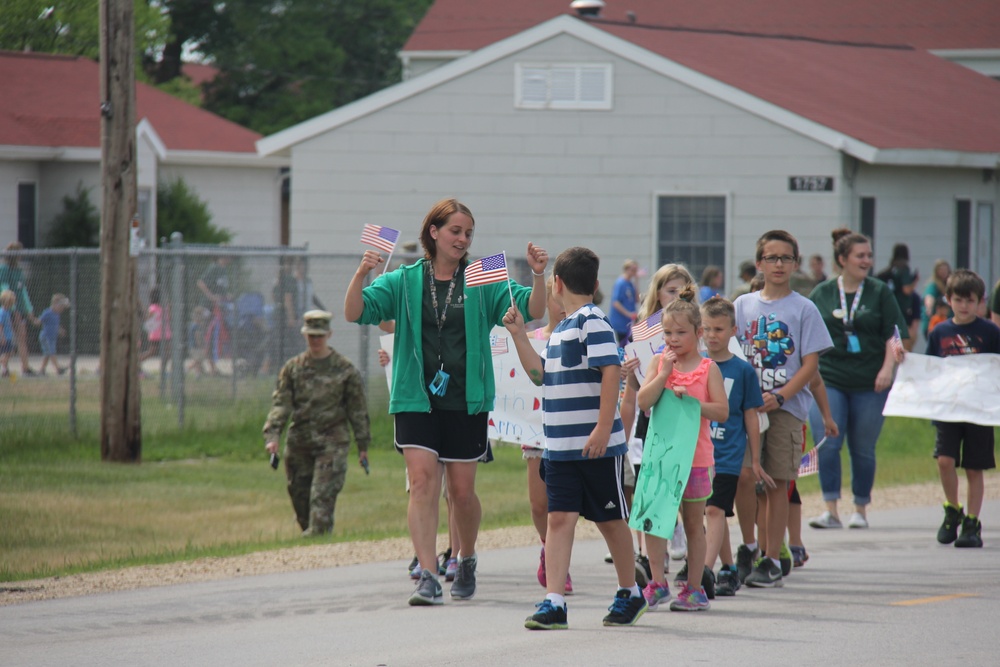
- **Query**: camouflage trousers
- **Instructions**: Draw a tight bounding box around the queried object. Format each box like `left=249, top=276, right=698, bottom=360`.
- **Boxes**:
left=284, top=441, right=349, bottom=536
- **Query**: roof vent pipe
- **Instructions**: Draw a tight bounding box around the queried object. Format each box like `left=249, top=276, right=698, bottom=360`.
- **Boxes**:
left=570, top=1, right=605, bottom=18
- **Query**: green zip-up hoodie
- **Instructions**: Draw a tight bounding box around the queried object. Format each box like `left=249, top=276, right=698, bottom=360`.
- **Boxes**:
left=354, top=258, right=535, bottom=415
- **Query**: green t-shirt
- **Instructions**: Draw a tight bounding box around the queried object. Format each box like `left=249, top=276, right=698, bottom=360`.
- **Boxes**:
left=809, top=277, right=907, bottom=392
left=421, top=271, right=468, bottom=411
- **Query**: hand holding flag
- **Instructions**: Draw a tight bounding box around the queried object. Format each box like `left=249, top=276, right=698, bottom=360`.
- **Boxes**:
left=889, top=324, right=905, bottom=363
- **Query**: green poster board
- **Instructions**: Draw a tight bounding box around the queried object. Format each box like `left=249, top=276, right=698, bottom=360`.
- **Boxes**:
left=628, top=391, right=702, bottom=539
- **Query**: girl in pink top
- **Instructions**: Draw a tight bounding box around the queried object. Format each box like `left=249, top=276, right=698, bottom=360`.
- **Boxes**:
left=636, top=286, right=728, bottom=611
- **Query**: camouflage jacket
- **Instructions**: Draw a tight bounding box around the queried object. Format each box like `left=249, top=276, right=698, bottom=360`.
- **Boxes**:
left=262, top=348, right=371, bottom=451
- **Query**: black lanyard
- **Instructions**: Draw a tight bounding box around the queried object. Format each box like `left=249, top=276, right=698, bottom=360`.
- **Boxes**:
left=427, top=262, right=460, bottom=365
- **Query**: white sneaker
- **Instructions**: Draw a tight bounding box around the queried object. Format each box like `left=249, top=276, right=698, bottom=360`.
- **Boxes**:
left=808, top=511, right=843, bottom=529
left=848, top=512, right=869, bottom=529
left=669, top=522, right=687, bottom=560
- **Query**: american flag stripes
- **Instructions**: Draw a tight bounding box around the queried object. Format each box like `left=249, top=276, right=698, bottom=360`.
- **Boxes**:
left=490, top=334, right=509, bottom=356
left=798, top=447, right=820, bottom=477
left=360, top=224, right=400, bottom=254
left=889, top=324, right=905, bottom=358
left=465, top=253, right=509, bottom=287
left=630, top=310, right=663, bottom=342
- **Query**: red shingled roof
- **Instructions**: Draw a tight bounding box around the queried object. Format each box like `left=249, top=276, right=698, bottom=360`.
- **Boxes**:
left=0, top=51, right=260, bottom=153
left=405, top=0, right=1000, bottom=52
left=599, top=24, right=1000, bottom=153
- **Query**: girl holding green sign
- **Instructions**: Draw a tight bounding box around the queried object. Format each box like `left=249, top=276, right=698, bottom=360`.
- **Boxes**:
left=636, top=287, right=729, bottom=611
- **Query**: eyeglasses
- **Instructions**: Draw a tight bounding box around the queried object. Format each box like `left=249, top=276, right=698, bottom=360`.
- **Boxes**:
left=761, top=255, right=797, bottom=265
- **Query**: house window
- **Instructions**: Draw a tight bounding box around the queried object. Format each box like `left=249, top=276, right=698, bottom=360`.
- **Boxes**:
left=515, top=63, right=612, bottom=110
left=657, top=196, right=726, bottom=281
left=17, top=182, right=36, bottom=248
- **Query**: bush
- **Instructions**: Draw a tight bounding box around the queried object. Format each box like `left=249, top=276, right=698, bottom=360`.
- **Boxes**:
left=157, top=178, right=233, bottom=244
left=46, top=184, right=100, bottom=247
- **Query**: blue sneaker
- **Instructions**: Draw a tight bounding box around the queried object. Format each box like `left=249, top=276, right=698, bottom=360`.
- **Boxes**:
left=524, top=599, right=568, bottom=630
left=602, top=589, right=648, bottom=626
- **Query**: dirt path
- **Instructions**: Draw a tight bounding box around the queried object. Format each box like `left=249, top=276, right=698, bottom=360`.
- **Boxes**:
left=4, top=475, right=998, bottom=607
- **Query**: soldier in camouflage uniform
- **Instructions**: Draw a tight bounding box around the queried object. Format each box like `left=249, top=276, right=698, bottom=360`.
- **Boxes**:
left=263, top=310, right=371, bottom=537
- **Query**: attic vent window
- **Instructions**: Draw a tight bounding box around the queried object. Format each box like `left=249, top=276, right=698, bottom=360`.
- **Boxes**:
left=515, top=63, right=613, bottom=110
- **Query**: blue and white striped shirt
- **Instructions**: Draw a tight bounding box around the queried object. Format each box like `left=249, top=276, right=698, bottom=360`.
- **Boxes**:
left=541, top=304, right=627, bottom=461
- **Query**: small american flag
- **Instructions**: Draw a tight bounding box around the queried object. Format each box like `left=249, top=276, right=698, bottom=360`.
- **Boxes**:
left=888, top=324, right=905, bottom=358
left=360, top=224, right=400, bottom=254
left=490, top=334, right=509, bottom=356
left=631, top=310, right=663, bottom=342
left=465, top=253, right=508, bottom=287
left=798, top=448, right=820, bottom=477
left=798, top=437, right=826, bottom=477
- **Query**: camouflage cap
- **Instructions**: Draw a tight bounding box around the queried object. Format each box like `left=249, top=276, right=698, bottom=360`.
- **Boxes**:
left=301, top=310, right=333, bottom=335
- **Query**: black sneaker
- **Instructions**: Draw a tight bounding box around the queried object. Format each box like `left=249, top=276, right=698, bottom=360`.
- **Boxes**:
left=736, top=544, right=759, bottom=584
left=634, top=554, right=652, bottom=588
left=745, top=558, right=783, bottom=588
left=715, top=569, right=740, bottom=596
left=437, top=548, right=451, bottom=576
left=701, top=566, right=716, bottom=600
left=954, top=516, right=983, bottom=548
left=524, top=599, right=568, bottom=630
left=937, top=503, right=965, bottom=544
left=673, top=561, right=688, bottom=585
left=602, top=589, right=648, bottom=626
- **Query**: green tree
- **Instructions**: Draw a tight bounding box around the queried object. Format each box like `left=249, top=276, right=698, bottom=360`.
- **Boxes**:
left=46, top=184, right=101, bottom=248
left=156, top=178, right=233, bottom=244
left=0, top=0, right=168, bottom=63
left=200, top=0, right=433, bottom=135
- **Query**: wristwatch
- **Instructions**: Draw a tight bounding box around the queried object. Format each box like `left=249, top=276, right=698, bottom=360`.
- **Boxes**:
left=774, top=393, right=785, bottom=407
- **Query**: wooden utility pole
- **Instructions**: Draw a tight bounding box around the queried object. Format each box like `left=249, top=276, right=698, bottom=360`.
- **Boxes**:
left=99, top=0, right=141, bottom=462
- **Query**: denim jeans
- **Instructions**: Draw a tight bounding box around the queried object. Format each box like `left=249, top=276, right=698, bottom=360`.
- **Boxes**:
left=808, top=386, right=889, bottom=506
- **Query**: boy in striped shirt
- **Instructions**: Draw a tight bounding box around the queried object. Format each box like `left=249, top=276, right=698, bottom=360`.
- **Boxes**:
left=504, top=246, right=647, bottom=630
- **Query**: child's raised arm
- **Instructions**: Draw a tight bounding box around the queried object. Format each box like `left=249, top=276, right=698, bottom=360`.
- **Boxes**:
left=503, top=306, right=544, bottom=386
left=637, top=353, right=669, bottom=411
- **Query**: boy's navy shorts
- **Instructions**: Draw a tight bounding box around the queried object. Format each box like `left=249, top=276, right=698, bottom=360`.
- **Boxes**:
left=706, top=472, right=740, bottom=517
left=934, top=422, right=996, bottom=470
left=541, top=454, right=628, bottom=523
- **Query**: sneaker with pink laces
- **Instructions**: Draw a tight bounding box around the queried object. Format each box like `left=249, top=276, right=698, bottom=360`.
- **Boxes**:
left=669, top=584, right=710, bottom=611
left=642, top=581, right=671, bottom=610
left=537, top=546, right=574, bottom=594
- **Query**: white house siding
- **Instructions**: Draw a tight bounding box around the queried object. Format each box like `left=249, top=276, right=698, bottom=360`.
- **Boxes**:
left=0, top=161, right=40, bottom=243
left=159, top=164, right=282, bottom=247
left=854, top=164, right=1000, bottom=292
left=290, top=33, right=848, bottom=294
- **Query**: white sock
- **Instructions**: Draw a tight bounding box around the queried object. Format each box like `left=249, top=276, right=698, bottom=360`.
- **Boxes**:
left=546, top=593, right=566, bottom=608
left=770, top=557, right=781, bottom=568
left=628, top=584, right=641, bottom=597
left=746, top=541, right=758, bottom=552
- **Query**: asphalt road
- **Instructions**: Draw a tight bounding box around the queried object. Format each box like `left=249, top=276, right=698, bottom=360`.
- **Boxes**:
left=4, top=500, right=997, bottom=667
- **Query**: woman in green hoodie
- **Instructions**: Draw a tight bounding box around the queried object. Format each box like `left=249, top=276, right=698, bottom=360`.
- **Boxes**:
left=345, top=198, right=549, bottom=605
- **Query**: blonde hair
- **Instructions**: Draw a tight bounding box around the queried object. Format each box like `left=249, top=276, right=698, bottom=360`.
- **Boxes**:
left=0, top=289, right=15, bottom=308
left=637, top=263, right=695, bottom=320
left=661, top=284, right=701, bottom=329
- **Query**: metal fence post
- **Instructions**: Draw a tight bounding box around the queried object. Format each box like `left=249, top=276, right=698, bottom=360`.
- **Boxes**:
left=69, top=248, right=78, bottom=437
left=169, top=232, right=186, bottom=427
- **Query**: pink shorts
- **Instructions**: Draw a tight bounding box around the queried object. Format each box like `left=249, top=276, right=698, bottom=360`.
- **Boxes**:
left=682, top=466, right=714, bottom=502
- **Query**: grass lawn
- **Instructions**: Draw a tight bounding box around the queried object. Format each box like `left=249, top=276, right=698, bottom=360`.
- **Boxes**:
left=0, top=391, right=975, bottom=582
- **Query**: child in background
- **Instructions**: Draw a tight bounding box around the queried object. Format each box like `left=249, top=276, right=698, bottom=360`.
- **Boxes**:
left=505, top=246, right=646, bottom=630
left=636, top=286, right=729, bottom=611
left=928, top=299, right=950, bottom=333
left=140, top=287, right=172, bottom=363
left=0, top=289, right=15, bottom=377
left=38, top=293, right=69, bottom=376
left=927, top=269, right=1000, bottom=548
left=700, top=296, right=772, bottom=597
left=187, top=306, right=211, bottom=375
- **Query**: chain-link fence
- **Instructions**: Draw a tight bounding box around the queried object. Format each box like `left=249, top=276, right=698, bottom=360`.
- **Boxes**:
left=0, top=241, right=534, bottom=440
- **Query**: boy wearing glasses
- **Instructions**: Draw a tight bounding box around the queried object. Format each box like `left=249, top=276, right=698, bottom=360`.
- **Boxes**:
left=732, top=231, right=832, bottom=587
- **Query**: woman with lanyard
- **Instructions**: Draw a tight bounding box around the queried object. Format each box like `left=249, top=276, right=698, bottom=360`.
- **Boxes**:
left=345, top=198, right=548, bottom=606
left=806, top=229, right=907, bottom=530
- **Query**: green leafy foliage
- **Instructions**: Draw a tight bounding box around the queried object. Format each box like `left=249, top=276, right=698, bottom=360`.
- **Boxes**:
left=46, top=184, right=100, bottom=248
left=0, top=0, right=168, bottom=62
left=156, top=178, right=233, bottom=245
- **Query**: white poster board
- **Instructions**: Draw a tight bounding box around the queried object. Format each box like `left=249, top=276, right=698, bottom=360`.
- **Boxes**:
left=883, top=353, right=1000, bottom=426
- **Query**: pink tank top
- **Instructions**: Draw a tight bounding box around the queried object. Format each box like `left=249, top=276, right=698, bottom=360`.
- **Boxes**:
left=658, top=355, right=715, bottom=468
